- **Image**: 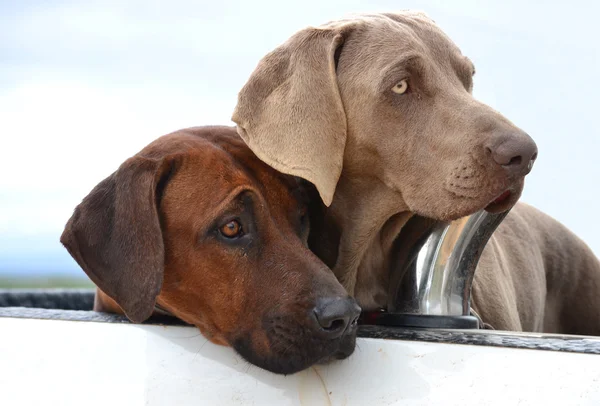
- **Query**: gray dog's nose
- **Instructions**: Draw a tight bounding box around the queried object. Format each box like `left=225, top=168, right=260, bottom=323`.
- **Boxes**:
left=486, top=131, right=538, bottom=176
left=313, top=297, right=361, bottom=339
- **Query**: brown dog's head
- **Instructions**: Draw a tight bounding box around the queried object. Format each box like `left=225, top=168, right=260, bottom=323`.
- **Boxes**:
left=60, top=126, right=360, bottom=374
left=233, top=11, right=537, bottom=221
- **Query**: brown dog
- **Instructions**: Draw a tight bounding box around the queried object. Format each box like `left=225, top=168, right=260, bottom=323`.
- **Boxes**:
left=232, top=11, right=600, bottom=334
left=60, top=126, right=360, bottom=374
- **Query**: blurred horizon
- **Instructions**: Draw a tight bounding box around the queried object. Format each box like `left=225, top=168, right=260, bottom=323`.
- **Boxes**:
left=1, top=0, right=599, bottom=287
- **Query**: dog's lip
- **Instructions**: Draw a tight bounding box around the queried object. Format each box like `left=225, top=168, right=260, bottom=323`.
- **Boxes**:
left=491, top=190, right=511, bottom=205
left=484, top=189, right=513, bottom=212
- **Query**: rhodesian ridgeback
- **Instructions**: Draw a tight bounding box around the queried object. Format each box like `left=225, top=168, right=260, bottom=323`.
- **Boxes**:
left=61, top=126, right=360, bottom=374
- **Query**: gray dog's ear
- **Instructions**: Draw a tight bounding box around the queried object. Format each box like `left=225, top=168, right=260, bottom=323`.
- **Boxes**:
left=60, top=156, right=176, bottom=323
left=232, top=22, right=358, bottom=207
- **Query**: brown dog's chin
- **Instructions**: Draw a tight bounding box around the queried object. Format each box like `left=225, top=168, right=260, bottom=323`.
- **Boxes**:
left=233, top=330, right=357, bottom=375
left=231, top=313, right=359, bottom=375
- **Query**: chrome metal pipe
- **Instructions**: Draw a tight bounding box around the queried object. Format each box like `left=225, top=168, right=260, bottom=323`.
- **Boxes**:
left=411, top=209, right=510, bottom=316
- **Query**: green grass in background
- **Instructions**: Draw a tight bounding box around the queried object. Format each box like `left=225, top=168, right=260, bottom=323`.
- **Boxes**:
left=0, top=275, right=94, bottom=289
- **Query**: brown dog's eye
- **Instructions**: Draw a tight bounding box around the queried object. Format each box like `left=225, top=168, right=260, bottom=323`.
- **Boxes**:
left=392, top=79, right=409, bottom=95
left=220, top=220, right=243, bottom=239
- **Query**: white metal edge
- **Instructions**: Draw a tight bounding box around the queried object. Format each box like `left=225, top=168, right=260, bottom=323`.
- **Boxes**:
left=1, top=317, right=598, bottom=406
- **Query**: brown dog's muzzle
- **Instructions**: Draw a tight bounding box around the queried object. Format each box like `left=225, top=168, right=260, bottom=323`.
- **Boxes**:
left=230, top=252, right=361, bottom=375
left=313, top=296, right=361, bottom=339
left=235, top=295, right=360, bottom=374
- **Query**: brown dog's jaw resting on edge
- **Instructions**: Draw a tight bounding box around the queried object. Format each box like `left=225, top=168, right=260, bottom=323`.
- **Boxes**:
left=60, top=126, right=360, bottom=375
left=233, top=11, right=600, bottom=334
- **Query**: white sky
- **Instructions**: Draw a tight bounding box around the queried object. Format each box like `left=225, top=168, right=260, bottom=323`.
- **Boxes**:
left=1, top=0, right=599, bottom=275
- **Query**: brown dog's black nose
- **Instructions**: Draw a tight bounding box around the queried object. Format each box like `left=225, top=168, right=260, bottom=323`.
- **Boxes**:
left=486, top=132, right=538, bottom=176
left=313, top=297, right=361, bottom=339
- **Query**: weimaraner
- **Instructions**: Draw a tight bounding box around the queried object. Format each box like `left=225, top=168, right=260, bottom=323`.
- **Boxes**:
left=232, top=11, right=600, bottom=335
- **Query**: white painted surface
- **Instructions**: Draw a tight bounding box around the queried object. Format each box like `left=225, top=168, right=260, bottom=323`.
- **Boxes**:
left=1, top=317, right=599, bottom=406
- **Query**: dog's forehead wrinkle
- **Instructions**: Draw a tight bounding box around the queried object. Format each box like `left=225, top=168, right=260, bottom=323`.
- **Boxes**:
left=211, top=141, right=301, bottom=217
left=339, top=24, right=465, bottom=95
left=357, top=23, right=423, bottom=55
left=179, top=153, right=300, bottom=242
left=372, top=15, right=469, bottom=80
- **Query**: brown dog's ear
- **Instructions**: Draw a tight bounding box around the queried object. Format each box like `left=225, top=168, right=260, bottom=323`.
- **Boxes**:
left=232, top=22, right=358, bottom=207
left=60, top=156, right=175, bottom=323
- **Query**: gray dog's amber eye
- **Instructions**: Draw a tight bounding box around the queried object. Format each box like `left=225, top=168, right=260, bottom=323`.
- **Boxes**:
left=220, top=220, right=243, bottom=238
left=392, top=79, right=409, bottom=94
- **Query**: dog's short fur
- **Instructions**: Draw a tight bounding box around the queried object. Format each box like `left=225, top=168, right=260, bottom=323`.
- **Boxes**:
left=233, top=11, right=600, bottom=334
left=61, top=126, right=360, bottom=374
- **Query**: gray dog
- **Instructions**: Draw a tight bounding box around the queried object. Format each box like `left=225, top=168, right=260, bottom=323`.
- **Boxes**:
left=233, top=11, right=600, bottom=335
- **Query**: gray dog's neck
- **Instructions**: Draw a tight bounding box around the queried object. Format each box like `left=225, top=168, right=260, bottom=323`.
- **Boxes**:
left=309, top=173, right=420, bottom=310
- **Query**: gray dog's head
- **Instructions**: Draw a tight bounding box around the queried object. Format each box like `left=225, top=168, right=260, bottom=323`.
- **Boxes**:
left=233, top=11, right=537, bottom=221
